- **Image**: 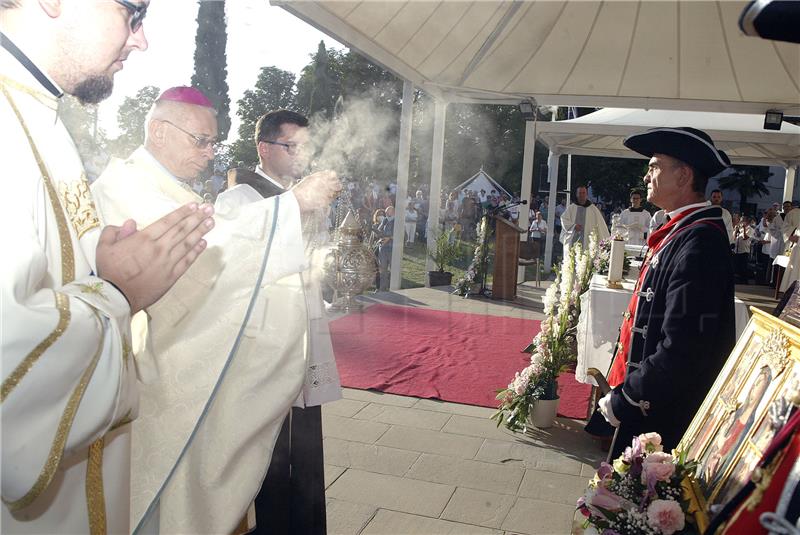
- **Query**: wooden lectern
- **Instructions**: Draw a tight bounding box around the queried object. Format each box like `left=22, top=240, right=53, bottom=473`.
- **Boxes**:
left=491, top=216, right=526, bottom=300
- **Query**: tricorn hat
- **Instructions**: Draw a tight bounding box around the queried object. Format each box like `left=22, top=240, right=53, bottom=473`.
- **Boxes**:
left=623, top=127, right=730, bottom=178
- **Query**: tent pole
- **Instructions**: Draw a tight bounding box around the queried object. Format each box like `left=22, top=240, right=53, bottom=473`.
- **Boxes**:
left=426, top=99, right=447, bottom=272
left=566, top=154, right=572, bottom=209
left=390, top=80, right=414, bottom=290
left=517, top=119, right=536, bottom=282
left=784, top=164, right=797, bottom=203
left=544, top=150, right=560, bottom=274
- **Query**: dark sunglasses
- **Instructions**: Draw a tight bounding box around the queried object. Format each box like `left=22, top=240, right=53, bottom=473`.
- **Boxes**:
left=113, top=0, right=148, bottom=33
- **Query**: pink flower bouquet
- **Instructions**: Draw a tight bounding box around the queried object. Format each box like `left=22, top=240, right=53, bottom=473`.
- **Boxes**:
left=577, top=433, right=699, bottom=535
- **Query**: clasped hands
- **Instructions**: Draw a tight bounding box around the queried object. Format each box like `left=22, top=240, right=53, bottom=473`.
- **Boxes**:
left=96, top=203, right=215, bottom=314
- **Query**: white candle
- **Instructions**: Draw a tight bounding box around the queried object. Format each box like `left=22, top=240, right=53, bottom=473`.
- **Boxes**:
left=608, top=238, right=625, bottom=283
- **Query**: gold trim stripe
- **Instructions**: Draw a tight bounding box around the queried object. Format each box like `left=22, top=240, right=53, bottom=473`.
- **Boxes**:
left=1, top=84, right=75, bottom=284
left=3, top=312, right=105, bottom=512
left=1, top=292, right=70, bottom=402
left=86, top=438, right=107, bottom=535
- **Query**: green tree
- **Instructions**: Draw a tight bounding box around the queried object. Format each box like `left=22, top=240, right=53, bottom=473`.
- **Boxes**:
left=107, top=85, right=160, bottom=157
left=59, top=95, right=101, bottom=150
left=59, top=95, right=108, bottom=180
left=718, top=165, right=772, bottom=214
left=295, top=42, right=344, bottom=118
left=191, top=0, right=231, bottom=140
left=229, top=66, right=296, bottom=167
left=567, top=156, right=647, bottom=208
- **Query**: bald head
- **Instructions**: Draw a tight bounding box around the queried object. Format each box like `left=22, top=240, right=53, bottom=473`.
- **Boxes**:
left=145, top=99, right=218, bottom=182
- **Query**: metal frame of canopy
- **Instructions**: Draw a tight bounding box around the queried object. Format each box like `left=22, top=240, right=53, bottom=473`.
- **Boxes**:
left=273, top=0, right=800, bottom=284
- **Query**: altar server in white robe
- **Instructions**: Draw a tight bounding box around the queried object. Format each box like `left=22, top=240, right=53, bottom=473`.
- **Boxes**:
left=619, top=190, right=651, bottom=246
left=91, top=87, right=341, bottom=535
left=709, top=189, right=735, bottom=245
left=1, top=3, right=215, bottom=534
left=560, top=185, right=609, bottom=247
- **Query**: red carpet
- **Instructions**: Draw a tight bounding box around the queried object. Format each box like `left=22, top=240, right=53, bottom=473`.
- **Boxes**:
left=329, top=304, right=590, bottom=419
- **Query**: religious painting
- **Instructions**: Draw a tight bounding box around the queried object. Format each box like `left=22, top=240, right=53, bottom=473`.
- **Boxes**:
left=677, top=308, right=800, bottom=528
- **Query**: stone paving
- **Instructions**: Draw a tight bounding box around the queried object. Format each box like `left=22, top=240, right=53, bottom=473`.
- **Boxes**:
left=321, top=281, right=776, bottom=534
left=322, top=389, right=603, bottom=535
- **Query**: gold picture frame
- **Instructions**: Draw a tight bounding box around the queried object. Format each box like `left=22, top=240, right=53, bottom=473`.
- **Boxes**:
left=677, top=307, right=800, bottom=530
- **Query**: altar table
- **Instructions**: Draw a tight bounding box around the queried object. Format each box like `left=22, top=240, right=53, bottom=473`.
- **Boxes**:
left=575, top=273, right=751, bottom=385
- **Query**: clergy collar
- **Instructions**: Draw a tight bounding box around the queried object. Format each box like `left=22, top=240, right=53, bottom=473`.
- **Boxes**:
left=628, top=207, right=645, bottom=212
left=1, top=31, right=63, bottom=100
left=666, top=201, right=712, bottom=220
left=575, top=199, right=592, bottom=208
left=255, top=166, right=289, bottom=191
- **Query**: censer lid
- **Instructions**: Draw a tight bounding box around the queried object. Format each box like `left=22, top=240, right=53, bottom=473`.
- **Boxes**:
left=339, top=209, right=361, bottom=232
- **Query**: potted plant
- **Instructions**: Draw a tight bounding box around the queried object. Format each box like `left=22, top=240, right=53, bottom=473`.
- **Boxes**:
left=426, top=229, right=460, bottom=287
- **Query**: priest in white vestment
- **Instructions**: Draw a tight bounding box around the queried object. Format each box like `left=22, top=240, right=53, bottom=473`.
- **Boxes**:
left=619, top=190, right=651, bottom=247
left=559, top=185, right=609, bottom=247
left=782, top=204, right=800, bottom=246
left=91, top=87, right=341, bottom=535
left=1, top=9, right=214, bottom=534
left=780, top=204, right=800, bottom=292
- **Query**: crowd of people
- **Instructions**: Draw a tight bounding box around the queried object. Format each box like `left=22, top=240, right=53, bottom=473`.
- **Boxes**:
left=521, top=184, right=796, bottom=281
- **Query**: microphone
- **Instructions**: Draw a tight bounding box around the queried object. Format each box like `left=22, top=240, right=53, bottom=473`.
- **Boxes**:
left=492, top=199, right=527, bottom=212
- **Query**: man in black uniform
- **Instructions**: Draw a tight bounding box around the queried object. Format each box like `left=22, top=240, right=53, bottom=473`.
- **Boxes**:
left=595, top=127, right=736, bottom=458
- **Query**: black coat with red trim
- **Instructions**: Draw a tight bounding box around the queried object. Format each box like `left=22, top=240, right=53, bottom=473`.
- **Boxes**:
left=609, top=204, right=735, bottom=457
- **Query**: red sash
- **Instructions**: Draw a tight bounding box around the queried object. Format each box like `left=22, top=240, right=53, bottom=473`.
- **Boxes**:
left=606, top=206, right=716, bottom=386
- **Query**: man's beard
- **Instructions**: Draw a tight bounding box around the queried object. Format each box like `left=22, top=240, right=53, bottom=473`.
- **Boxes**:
left=72, top=75, right=114, bottom=105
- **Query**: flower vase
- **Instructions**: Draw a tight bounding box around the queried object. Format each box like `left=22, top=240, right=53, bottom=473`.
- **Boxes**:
left=528, top=397, right=560, bottom=429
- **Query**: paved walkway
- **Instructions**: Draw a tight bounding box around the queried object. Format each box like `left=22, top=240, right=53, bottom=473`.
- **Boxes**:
left=323, top=389, right=602, bottom=535
left=324, top=283, right=601, bottom=534
left=321, top=281, right=777, bottom=534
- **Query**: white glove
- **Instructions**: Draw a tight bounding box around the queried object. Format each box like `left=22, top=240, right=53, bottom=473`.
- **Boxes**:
left=598, top=393, right=620, bottom=427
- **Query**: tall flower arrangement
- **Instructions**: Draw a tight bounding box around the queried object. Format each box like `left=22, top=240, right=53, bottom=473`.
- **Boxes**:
left=492, top=233, right=599, bottom=432
left=454, top=216, right=491, bottom=297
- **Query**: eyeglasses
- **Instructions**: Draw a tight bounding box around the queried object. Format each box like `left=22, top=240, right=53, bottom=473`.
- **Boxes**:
left=263, top=140, right=305, bottom=156
left=161, top=120, right=217, bottom=150
left=113, top=0, right=148, bottom=33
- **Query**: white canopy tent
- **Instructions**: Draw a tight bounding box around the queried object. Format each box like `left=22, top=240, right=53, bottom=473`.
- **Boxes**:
left=274, top=0, right=800, bottom=114
left=537, top=108, right=800, bottom=168
left=454, top=168, right=512, bottom=199
left=534, top=108, right=800, bottom=269
left=274, top=0, right=800, bottom=284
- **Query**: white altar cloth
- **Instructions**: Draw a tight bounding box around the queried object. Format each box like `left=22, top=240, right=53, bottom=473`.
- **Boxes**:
left=575, top=273, right=751, bottom=385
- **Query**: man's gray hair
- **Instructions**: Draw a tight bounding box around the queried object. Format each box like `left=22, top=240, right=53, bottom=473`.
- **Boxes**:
left=0, top=0, right=21, bottom=8
left=143, top=98, right=217, bottom=142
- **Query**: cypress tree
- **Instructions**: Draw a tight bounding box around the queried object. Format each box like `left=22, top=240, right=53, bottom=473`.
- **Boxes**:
left=191, top=0, right=231, bottom=140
